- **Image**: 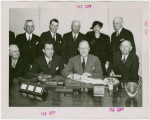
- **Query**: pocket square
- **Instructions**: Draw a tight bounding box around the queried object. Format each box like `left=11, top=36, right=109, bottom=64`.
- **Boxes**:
left=36, top=41, right=39, bottom=45
left=56, top=67, right=59, bottom=70
left=120, top=39, right=124, bottom=41
left=92, top=67, right=95, bottom=70
left=60, top=41, right=61, bottom=43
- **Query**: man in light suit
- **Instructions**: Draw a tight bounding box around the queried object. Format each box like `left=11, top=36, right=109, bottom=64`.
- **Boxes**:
left=38, top=19, right=62, bottom=56
left=60, top=20, right=85, bottom=65
left=111, top=16, right=136, bottom=54
left=61, top=40, right=103, bottom=80
left=31, top=41, right=64, bottom=77
left=16, top=20, right=39, bottom=66
left=110, top=40, right=139, bottom=83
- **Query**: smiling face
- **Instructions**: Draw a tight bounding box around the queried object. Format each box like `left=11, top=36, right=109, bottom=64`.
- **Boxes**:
left=78, top=41, right=90, bottom=57
left=120, top=41, right=132, bottom=55
left=24, top=21, right=34, bottom=34
left=9, top=45, right=20, bottom=59
left=113, top=17, right=123, bottom=31
left=49, top=21, right=59, bottom=33
left=71, top=21, right=81, bottom=34
left=42, top=44, right=54, bottom=58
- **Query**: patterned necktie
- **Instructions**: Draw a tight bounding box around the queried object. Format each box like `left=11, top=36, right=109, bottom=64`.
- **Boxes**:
left=53, top=34, right=56, bottom=41
left=116, top=31, right=119, bottom=37
left=122, top=56, right=126, bottom=63
left=82, top=58, right=85, bottom=70
left=48, top=59, right=51, bottom=68
left=74, top=34, right=76, bottom=41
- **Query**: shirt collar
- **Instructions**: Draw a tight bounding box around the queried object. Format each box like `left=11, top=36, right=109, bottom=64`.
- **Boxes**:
left=81, top=55, right=88, bottom=64
left=50, top=31, right=56, bottom=38
left=26, top=32, right=32, bottom=40
left=72, top=32, right=79, bottom=38
left=121, top=53, right=129, bottom=60
left=11, top=58, right=18, bottom=64
left=116, top=27, right=123, bottom=34
left=45, top=56, right=52, bottom=64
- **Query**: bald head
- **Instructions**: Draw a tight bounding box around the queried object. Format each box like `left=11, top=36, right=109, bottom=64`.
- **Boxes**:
left=71, top=20, right=81, bottom=34
left=78, top=40, right=90, bottom=57
left=9, top=45, right=20, bottom=59
left=113, top=16, right=123, bottom=31
left=120, top=40, right=132, bottom=55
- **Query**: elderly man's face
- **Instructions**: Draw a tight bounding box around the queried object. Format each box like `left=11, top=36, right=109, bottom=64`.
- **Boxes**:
left=72, top=21, right=81, bottom=34
left=78, top=41, right=90, bottom=57
left=10, top=46, right=20, bottom=59
left=49, top=21, right=59, bottom=33
left=120, top=41, right=132, bottom=55
left=25, top=21, right=34, bottom=34
left=113, top=18, right=123, bottom=31
left=43, top=44, right=54, bottom=58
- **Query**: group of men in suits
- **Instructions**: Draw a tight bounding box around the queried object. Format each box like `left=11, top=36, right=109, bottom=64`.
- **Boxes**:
left=9, top=16, right=139, bottom=86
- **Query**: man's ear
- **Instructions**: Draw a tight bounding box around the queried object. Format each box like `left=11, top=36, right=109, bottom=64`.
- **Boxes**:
left=119, top=46, right=121, bottom=51
left=88, top=47, right=90, bottom=52
left=78, top=48, right=79, bottom=52
left=130, top=46, right=132, bottom=51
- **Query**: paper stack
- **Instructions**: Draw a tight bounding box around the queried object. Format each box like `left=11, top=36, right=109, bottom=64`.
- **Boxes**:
left=93, top=85, right=105, bottom=96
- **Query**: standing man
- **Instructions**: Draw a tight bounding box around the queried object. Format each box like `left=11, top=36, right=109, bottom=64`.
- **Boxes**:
left=61, top=20, right=85, bottom=65
left=111, top=16, right=136, bottom=54
left=16, top=20, right=39, bottom=66
left=38, top=19, right=62, bottom=56
left=61, top=40, right=103, bottom=80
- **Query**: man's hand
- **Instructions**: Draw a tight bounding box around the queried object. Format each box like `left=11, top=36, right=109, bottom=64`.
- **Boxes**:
left=110, top=70, right=115, bottom=76
left=73, top=74, right=81, bottom=80
left=82, top=72, right=92, bottom=78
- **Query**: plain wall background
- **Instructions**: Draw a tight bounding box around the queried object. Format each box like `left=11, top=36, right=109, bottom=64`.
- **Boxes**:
left=9, top=8, right=142, bottom=76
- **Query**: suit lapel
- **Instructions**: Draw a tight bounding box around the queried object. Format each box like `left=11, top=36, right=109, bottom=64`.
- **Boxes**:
left=41, top=55, right=49, bottom=70
left=84, top=55, right=92, bottom=72
left=49, top=54, right=58, bottom=72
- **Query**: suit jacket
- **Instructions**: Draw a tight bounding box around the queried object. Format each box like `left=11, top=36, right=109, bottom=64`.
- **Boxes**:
left=31, top=54, right=64, bottom=77
left=61, top=54, right=103, bottom=79
left=16, top=32, right=40, bottom=65
left=9, top=57, right=30, bottom=85
left=9, top=31, right=16, bottom=45
left=111, top=28, right=136, bottom=54
left=86, top=31, right=111, bottom=74
left=112, top=51, right=139, bottom=83
left=38, top=30, right=62, bottom=56
left=60, top=32, right=85, bottom=64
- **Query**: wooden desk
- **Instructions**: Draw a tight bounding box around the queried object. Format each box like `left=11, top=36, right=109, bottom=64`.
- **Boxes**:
left=9, top=76, right=142, bottom=107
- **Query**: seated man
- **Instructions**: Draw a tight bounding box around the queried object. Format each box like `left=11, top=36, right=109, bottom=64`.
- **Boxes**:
left=31, top=41, right=64, bottom=77
left=9, top=45, right=30, bottom=86
left=110, top=40, right=139, bottom=83
left=61, top=40, right=103, bottom=80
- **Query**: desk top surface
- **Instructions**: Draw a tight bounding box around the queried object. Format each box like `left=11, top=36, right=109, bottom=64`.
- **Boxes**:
left=9, top=76, right=142, bottom=107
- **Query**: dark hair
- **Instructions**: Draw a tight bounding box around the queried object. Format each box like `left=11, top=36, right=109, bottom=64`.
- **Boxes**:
left=25, top=20, right=33, bottom=23
left=42, top=40, right=54, bottom=49
left=50, top=19, right=59, bottom=25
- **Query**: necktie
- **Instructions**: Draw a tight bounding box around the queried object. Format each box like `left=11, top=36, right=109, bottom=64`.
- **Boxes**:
left=48, top=59, right=51, bottom=68
left=122, top=56, right=126, bottom=63
left=82, top=58, right=85, bottom=70
left=28, top=35, right=31, bottom=48
left=53, top=34, right=55, bottom=41
left=116, top=31, right=119, bottom=37
left=12, top=62, right=16, bottom=68
left=74, top=34, right=76, bottom=41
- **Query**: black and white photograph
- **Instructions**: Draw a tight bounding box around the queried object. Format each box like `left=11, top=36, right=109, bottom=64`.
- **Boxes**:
left=1, top=1, right=149, bottom=119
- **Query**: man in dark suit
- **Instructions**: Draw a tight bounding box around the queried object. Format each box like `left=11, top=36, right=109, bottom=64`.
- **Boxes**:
left=62, top=40, right=103, bottom=80
left=110, top=40, right=139, bottom=83
left=16, top=20, right=39, bottom=66
left=31, top=41, right=64, bottom=77
left=60, top=20, right=85, bottom=65
left=9, top=31, right=16, bottom=45
left=38, top=19, right=62, bottom=56
left=9, top=45, right=30, bottom=87
left=111, top=16, right=136, bottom=54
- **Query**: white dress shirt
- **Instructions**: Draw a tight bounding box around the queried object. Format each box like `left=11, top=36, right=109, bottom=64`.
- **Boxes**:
left=45, top=56, right=52, bottom=64
left=72, top=32, right=79, bottom=39
left=121, top=54, right=129, bottom=61
left=11, top=58, right=18, bottom=68
left=116, top=27, right=123, bottom=34
left=81, top=56, right=88, bottom=65
left=50, top=31, right=56, bottom=41
left=26, top=32, right=32, bottom=41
